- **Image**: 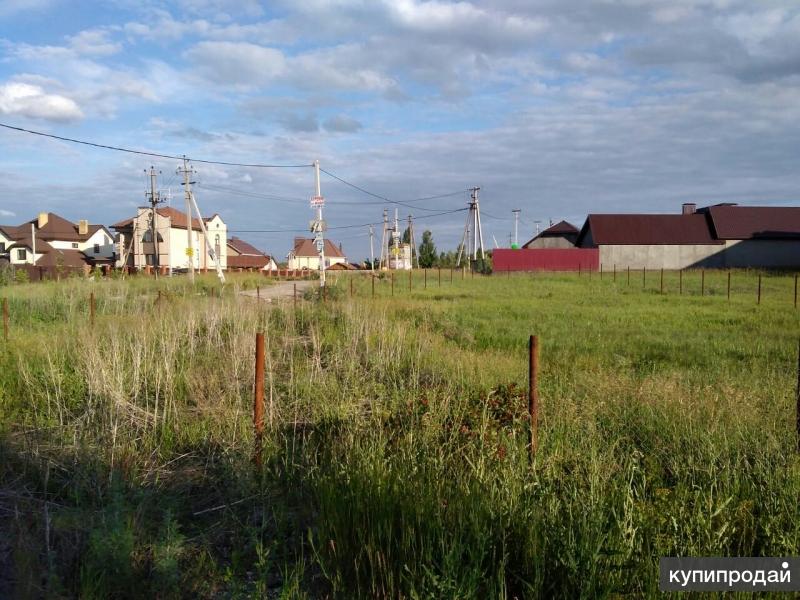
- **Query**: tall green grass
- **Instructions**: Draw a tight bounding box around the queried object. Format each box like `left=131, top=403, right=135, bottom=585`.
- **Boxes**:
left=1, top=270, right=798, bottom=598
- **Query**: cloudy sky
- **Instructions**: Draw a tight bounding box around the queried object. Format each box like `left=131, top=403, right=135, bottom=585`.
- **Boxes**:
left=1, top=0, right=799, bottom=258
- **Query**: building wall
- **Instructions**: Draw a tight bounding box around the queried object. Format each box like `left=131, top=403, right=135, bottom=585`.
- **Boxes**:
left=598, top=244, right=725, bottom=270
left=598, top=240, right=800, bottom=269
left=524, top=235, right=577, bottom=249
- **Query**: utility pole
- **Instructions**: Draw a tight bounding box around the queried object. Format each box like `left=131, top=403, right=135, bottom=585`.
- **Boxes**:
left=369, top=224, right=375, bottom=271
left=311, top=160, right=326, bottom=288
left=512, top=209, right=521, bottom=248
left=178, top=157, right=196, bottom=283
left=407, top=214, right=419, bottom=269
left=393, top=208, right=401, bottom=269
left=534, top=220, right=542, bottom=236
left=145, top=166, right=164, bottom=275
left=456, top=187, right=485, bottom=268
left=379, top=208, right=388, bottom=270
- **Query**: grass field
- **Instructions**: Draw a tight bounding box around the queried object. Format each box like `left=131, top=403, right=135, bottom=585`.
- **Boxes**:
left=1, top=269, right=799, bottom=598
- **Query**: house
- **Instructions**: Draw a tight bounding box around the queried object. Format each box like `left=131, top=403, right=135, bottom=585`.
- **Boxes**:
left=576, top=203, right=800, bottom=269
left=0, top=212, right=115, bottom=269
left=227, top=236, right=277, bottom=271
left=522, top=220, right=579, bottom=249
left=287, top=237, right=347, bottom=271
left=112, top=206, right=227, bottom=272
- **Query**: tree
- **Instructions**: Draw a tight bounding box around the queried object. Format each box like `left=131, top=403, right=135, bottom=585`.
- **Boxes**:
left=418, top=230, right=437, bottom=268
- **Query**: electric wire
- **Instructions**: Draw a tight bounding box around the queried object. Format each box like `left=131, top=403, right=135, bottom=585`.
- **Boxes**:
left=0, top=122, right=312, bottom=168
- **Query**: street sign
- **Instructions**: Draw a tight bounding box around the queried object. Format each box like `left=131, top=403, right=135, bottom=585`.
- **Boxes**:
left=314, top=238, right=324, bottom=252
left=310, top=195, right=325, bottom=208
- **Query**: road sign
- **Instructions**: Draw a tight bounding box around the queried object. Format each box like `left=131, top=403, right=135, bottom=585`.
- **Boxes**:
left=314, top=238, right=324, bottom=252
left=185, top=247, right=194, bottom=257
left=310, top=195, right=325, bottom=208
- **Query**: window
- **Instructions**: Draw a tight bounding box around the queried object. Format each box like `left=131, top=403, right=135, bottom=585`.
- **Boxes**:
left=72, top=242, right=79, bottom=249
left=145, top=254, right=154, bottom=266
left=214, top=234, right=221, bottom=259
left=142, top=231, right=163, bottom=243
left=0, top=242, right=5, bottom=253
left=94, top=244, right=100, bottom=254
left=17, top=248, right=26, bottom=261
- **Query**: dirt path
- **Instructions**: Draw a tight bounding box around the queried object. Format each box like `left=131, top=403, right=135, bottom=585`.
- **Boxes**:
left=240, top=280, right=315, bottom=303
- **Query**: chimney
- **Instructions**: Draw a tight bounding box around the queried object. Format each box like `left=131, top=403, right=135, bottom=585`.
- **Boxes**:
left=37, top=212, right=48, bottom=229
left=78, top=219, right=89, bottom=235
left=682, top=203, right=697, bottom=215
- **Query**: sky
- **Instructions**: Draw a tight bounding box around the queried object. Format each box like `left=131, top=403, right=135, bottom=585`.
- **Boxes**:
left=1, top=0, right=799, bottom=260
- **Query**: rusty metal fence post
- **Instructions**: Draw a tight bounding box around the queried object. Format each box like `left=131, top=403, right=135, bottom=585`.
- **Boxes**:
left=613, top=264, right=616, bottom=282
left=253, top=332, right=265, bottom=466
left=528, top=335, right=539, bottom=463
left=757, top=274, right=762, bottom=305
left=727, top=272, right=731, bottom=301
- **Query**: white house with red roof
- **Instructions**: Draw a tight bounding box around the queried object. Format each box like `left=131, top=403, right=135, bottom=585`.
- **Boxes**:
left=227, top=236, right=277, bottom=271
left=112, top=206, right=227, bottom=272
left=0, top=212, right=115, bottom=268
left=286, top=237, right=347, bottom=271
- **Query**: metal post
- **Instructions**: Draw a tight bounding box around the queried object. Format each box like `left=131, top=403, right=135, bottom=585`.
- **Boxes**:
left=256, top=286, right=260, bottom=300
left=796, top=338, right=800, bottom=453
left=90, top=292, right=95, bottom=328
left=253, top=332, right=265, bottom=466
left=758, top=274, right=762, bottom=305
left=613, top=264, right=616, bottom=282
left=642, top=268, right=646, bottom=289
left=679, top=270, right=683, bottom=295
left=627, top=266, right=630, bottom=286
left=528, top=335, right=539, bottom=462
left=727, top=272, right=731, bottom=301
left=660, top=268, right=664, bottom=294
left=2, top=298, right=7, bottom=341
left=578, top=263, right=581, bottom=277
left=795, top=274, right=798, bottom=309
left=600, top=263, right=603, bottom=280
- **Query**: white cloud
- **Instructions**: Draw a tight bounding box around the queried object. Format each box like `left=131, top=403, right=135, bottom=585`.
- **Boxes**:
left=0, top=209, right=16, bottom=217
left=0, top=0, right=54, bottom=17
left=0, top=82, right=82, bottom=122
left=184, top=41, right=286, bottom=86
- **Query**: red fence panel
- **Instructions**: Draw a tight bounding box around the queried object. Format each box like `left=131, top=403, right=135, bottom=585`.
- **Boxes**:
left=492, top=248, right=599, bottom=272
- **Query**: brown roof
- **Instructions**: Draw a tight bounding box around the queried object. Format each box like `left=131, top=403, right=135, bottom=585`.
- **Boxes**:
left=291, top=238, right=345, bottom=258
left=705, top=205, right=800, bottom=240
left=522, top=220, right=578, bottom=247
left=577, top=213, right=721, bottom=246
left=113, top=207, right=218, bottom=231
left=227, top=254, right=274, bottom=269
left=35, top=248, right=90, bottom=268
left=326, top=262, right=358, bottom=270
left=21, top=213, right=108, bottom=242
left=227, top=236, right=264, bottom=256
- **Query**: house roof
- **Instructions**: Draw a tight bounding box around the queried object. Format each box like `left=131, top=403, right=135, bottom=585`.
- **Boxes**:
left=522, top=220, right=578, bottom=247
left=20, top=213, right=108, bottom=242
left=327, top=261, right=358, bottom=270
left=227, top=236, right=264, bottom=256
left=291, top=238, right=345, bottom=258
left=227, top=254, right=275, bottom=269
left=577, top=213, right=722, bottom=246
left=112, top=207, right=220, bottom=231
left=705, top=205, right=800, bottom=240
left=35, top=248, right=91, bottom=268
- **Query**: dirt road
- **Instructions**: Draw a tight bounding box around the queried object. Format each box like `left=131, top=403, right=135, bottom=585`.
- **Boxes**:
left=240, top=280, right=315, bottom=302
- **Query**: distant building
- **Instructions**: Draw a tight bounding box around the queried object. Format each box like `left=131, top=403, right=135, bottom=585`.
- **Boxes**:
left=0, top=212, right=115, bottom=269
left=112, top=206, right=227, bottom=272
left=576, top=203, right=800, bottom=269
left=226, top=236, right=277, bottom=271
left=522, top=220, right=579, bottom=249
left=287, top=237, right=346, bottom=271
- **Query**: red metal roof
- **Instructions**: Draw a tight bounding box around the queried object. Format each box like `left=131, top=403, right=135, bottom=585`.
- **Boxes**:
left=227, top=236, right=264, bottom=256
left=705, top=205, right=800, bottom=240
left=291, top=238, right=345, bottom=258
left=227, top=254, right=274, bottom=269
left=578, top=213, right=721, bottom=246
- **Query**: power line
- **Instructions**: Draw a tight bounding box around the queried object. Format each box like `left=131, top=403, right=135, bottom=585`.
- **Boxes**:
left=0, top=122, right=312, bottom=168
left=320, top=167, right=468, bottom=212
left=227, top=207, right=467, bottom=234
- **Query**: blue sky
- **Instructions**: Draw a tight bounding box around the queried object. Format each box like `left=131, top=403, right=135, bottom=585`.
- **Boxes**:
left=1, top=0, right=799, bottom=259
